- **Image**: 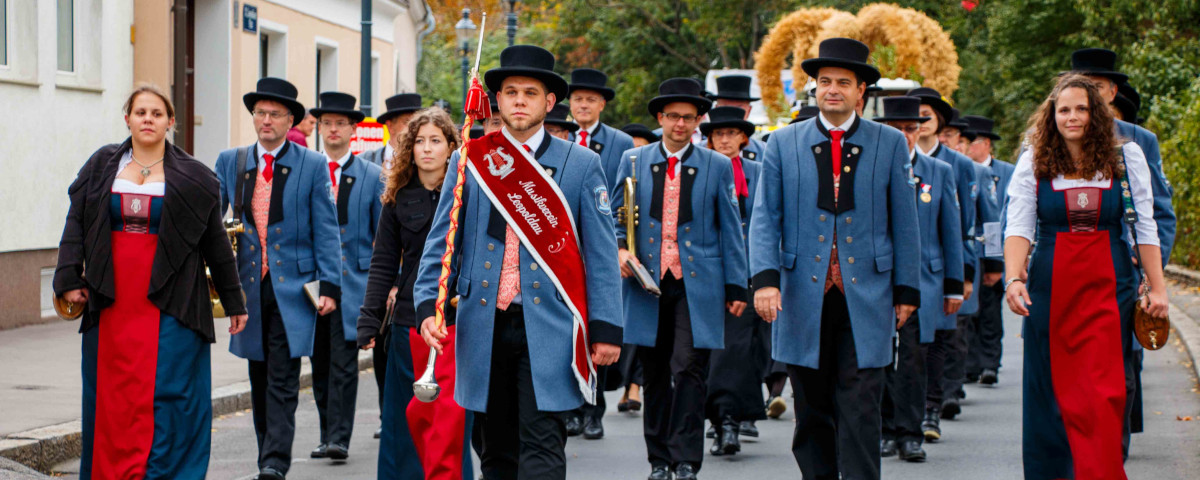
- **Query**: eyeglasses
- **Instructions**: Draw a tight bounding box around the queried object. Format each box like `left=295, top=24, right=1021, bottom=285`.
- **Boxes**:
left=662, top=112, right=699, bottom=123
left=252, top=110, right=292, bottom=120
left=898, top=124, right=921, bottom=134
left=320, top=120, right=352, bottom=128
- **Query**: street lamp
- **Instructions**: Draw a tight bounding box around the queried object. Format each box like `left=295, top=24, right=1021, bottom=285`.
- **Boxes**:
left=455, top=8, right=477, bottom=111
left=506, top=0, right=520, bottom=47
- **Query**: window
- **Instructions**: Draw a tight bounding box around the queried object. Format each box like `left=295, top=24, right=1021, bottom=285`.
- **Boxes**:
left=1, top=0, right=8, bottom=66
left=56, top=0, right=73, bottom=72
left=259, top=33, right=268, bottom=78
left=257, top=21, right=287, bottom=79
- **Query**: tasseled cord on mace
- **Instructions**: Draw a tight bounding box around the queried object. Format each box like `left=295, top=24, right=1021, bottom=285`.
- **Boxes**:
left=413, top=12, right=490, bottom=403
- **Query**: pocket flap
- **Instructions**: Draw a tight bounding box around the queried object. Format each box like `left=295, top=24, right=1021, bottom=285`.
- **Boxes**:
left=782, top=252, right=797, bottom=270
left=875, top=254, right=893, bottom=273
left=930, top=257, right=943, bottom=272
left=298, top=257, right=316, bottom=273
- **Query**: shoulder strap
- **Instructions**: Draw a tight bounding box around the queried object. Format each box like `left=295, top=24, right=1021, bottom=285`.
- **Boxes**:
left=234, top=146, right=250, bottom=219
left=1118, top=145, right=1146, bottom=272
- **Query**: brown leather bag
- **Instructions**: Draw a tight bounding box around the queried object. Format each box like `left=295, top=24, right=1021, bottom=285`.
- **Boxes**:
left=1134, top=285, right=1170, bottom=350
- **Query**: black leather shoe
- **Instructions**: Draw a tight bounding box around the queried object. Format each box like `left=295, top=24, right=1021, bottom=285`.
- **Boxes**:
left=628, top=399, right=642, bottom=412
left=965, top=372, right=980, bottom=384
left=674, top=463, right=698, bottom=480
left=706, top=424, right=717, bottom=439
left=880, top=438, right=898, bottom=457
left=980, top=368, right=998, bottom=385
left=310, top=443, right=328, bottom=459
left=583, top=417, right=604, bottom=439
left=565, top=415, right=584, bottom=437
left=256, top=467, right=285, bottom=480
left=374, top=426, right=382, bottom=439
left=617, top=400, right=630, bottom=412
left=326, top=443, right=349, bottom=461
left=922, top=408, right=942, bottom=442
left=647, top=465, right=672, bottom=480
left=719, top=418, right=740, bottom=455
left=941, top=397, right=961, bottom=420
left=739, top=420, right=759, bottom=437
left=898, top=440, right=927, bottom=462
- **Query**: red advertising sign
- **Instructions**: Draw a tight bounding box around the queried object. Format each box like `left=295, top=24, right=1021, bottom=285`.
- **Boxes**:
left=351, top=119, right=387, bottom=155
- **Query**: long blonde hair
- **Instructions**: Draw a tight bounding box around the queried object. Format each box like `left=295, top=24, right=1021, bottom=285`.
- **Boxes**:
left=381, top=108, right=460, bottom=206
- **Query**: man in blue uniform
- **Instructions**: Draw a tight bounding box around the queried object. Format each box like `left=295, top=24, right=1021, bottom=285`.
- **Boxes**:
left=305, top=92, right=384, bottom=462
left=215, top=77, right=342, bottom=480
left=568, top=68, right=635, bottom=193
left=361, top=93, right=422, bottom=169
left=749, top=38, right=921, bottom=480
left=611, top=78, right=748, bottom=480
left=875, top=96, right=964, bottom=463
left=711, top=74, right=766, bottom=162
left=414, top=45, right=623, bottom=480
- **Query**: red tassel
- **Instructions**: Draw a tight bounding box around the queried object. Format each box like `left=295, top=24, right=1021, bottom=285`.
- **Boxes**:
left=464, top=77, right=491, bottom=121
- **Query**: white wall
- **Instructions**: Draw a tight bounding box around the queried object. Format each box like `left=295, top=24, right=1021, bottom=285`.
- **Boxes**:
left=0, top=0, right=133, bottom=253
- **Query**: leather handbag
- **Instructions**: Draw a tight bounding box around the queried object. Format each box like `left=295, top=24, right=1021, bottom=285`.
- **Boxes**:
left=1120, top=154, right=1169, bottom=350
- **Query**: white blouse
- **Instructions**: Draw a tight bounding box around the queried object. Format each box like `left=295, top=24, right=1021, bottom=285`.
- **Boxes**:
left=113, top=151, right=166, bottom=196
left=1004, top=142, right=1158, bottom=246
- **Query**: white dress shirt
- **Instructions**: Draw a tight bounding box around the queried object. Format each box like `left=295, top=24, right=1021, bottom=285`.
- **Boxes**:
left=257, top=142, right=285, bottom=174
left=325, top=150, right=352, bottom=186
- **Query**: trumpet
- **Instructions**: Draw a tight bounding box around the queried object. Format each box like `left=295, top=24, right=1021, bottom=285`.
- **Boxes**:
left=616, top=155, right=661, bottom=296
left=207, top=218, right=245, bottom=318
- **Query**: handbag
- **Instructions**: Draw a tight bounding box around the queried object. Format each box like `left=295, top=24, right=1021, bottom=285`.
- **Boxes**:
left=1119, top=151, right=1170, bottom=350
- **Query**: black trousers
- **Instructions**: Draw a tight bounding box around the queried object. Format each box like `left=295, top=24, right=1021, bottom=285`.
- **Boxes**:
left=942, top=314, right=971, bottom=402
left=640, top=275, right=710, bottom=470
left=249, top=276, right=302, bottom=473
left=967, top=282, right=1004, bottom=375
left=706, top=304, right=768, bottom=423
left=925, top=328, right=953, bottom=409
left=312, top=309, right=359, bottom=448
left=787, top=289, right=884, bottom=480
left=882, top=314, right=926, bottom=444
left=478, top=307, right=568, bottom=480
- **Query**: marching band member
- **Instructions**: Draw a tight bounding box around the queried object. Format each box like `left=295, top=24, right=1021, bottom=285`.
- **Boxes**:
left=710, top=75, right=766, bottom=162
left=359, top=108, right=474, bottom=480
left=749, top=38, right=921, bottom=480
left=569, top=68, right=636, bottom=192
left=55, top=85, right=247, bottom=479
left=875, top=96, right=964, bottom=463
left=307, top=92, right=384, bottom=463
left=544, top=104, right=579, bottom=141
left=214, top=77, right=343, bottom=480
left=414, top=45, right=623, bottom=480
left=699, top=106, right=765, bottom=457
left=611, top=77, right=748, bottom=480
left=362, top=93, right=423, bottom=169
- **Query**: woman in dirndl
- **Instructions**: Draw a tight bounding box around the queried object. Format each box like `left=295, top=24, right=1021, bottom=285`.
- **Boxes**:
left=1003, top=74, right=1168, bottom=480
left=53, top=85, right=247, bottom=480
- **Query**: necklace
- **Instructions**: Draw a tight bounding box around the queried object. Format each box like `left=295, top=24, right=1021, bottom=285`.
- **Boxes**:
left=130, top=153, right=164, bottom=178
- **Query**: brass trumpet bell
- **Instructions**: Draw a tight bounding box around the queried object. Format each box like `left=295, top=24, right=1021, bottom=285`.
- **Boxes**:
left=207, top=219, right=245, bottom=318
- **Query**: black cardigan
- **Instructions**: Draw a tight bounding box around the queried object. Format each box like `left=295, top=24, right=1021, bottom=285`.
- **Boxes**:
left=357, top=177, right=456, bottom=347
left=53, top=139, right=247, bottom=342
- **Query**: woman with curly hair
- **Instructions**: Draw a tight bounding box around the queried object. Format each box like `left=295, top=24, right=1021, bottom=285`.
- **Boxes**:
left=1003, top=74, right=1167, bottom=480
left=358, top=108, right=472, bottom=479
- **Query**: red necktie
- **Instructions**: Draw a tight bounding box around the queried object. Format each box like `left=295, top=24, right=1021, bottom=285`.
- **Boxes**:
left=523, top=144, right=532, bottom=153
left=579, top=131, right=588, bottom=147
left=328, top=161, right=339, bottom=187
left=667, top=155, right=678, bottom=180
left=830, top=129, right=844, bottom=175
left=262, top=153, right=274, bottom=183
left=731, top=155, right=749, bottom=198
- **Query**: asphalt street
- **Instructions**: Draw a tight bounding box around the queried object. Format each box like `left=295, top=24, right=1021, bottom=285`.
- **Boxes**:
left=50, top=308, right=1200, bottom=479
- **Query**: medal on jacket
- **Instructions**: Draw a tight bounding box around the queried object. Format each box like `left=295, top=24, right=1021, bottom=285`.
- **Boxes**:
left=920, top=183, right=932, bottom=203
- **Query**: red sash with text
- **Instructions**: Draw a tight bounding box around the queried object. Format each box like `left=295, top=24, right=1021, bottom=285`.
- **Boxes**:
left=464, top=130, right=596, bottom=403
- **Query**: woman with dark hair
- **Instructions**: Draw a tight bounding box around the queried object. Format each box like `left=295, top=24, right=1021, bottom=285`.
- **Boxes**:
left=1004, top=74, right=1167, bottom=479
left=358, top=108, right=472, bottom=479
left=54, top=85, right=247, bottom=479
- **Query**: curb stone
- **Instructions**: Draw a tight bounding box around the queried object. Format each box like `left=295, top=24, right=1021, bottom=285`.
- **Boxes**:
left=0, top=351, right=373, bottom=474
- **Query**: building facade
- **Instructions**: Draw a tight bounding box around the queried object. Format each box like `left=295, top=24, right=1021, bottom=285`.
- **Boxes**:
left=0, top=0, right=433, bottom=329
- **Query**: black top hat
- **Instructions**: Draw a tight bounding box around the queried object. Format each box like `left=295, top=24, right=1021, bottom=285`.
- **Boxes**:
left=568, top=69, right=615, bottom=101
left=700, top=106, right=756, bottom=137
left=243, top=77, right=306, bottom=127
left=648, top=78, right=712, bottom=117
left=907, top=87, right=953, bottom=126
left=484, top=45, right=568, bottom=104
left=711, top=75, right=760, bottom=102
left=376, top=93, right=423, bottom=124
left=543, top=104, right=580, bottom=132
left=1070, top=48, right=1128, bottom=84
left=801, top=38, right=882, bottom=86
left=963, top=115, right=1001, bottom=141
left=1118, top=82, right=1141, bottom=112
left=310, top=92, right=366, bottom=124
left=865, top=84, right=883, bottom=96
left=874, top=96, right=931, bottom=123
left=622, top=123, right=660, bottom=143
left=486, top=91, right=500, bottom=113
left=469, top=125, right=485, bottom=140
left=789, top=105, right=821, bottom=124
left=946, top=108, right=969, bottom=130
left=1112, top=92, right=1138, bottom=124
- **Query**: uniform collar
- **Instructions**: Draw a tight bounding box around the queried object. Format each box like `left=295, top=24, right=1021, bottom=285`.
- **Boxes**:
left=818, top=111, right=857, bottom=132
left=580, top=121, right=600, bottom=138
left=326, top=150, right=352, bottom=168
left=503, top=125, right=546, bottom=153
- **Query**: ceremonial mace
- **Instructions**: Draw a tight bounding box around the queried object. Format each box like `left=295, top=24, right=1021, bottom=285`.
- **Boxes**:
left=414, top=12, right=490, bottom=403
